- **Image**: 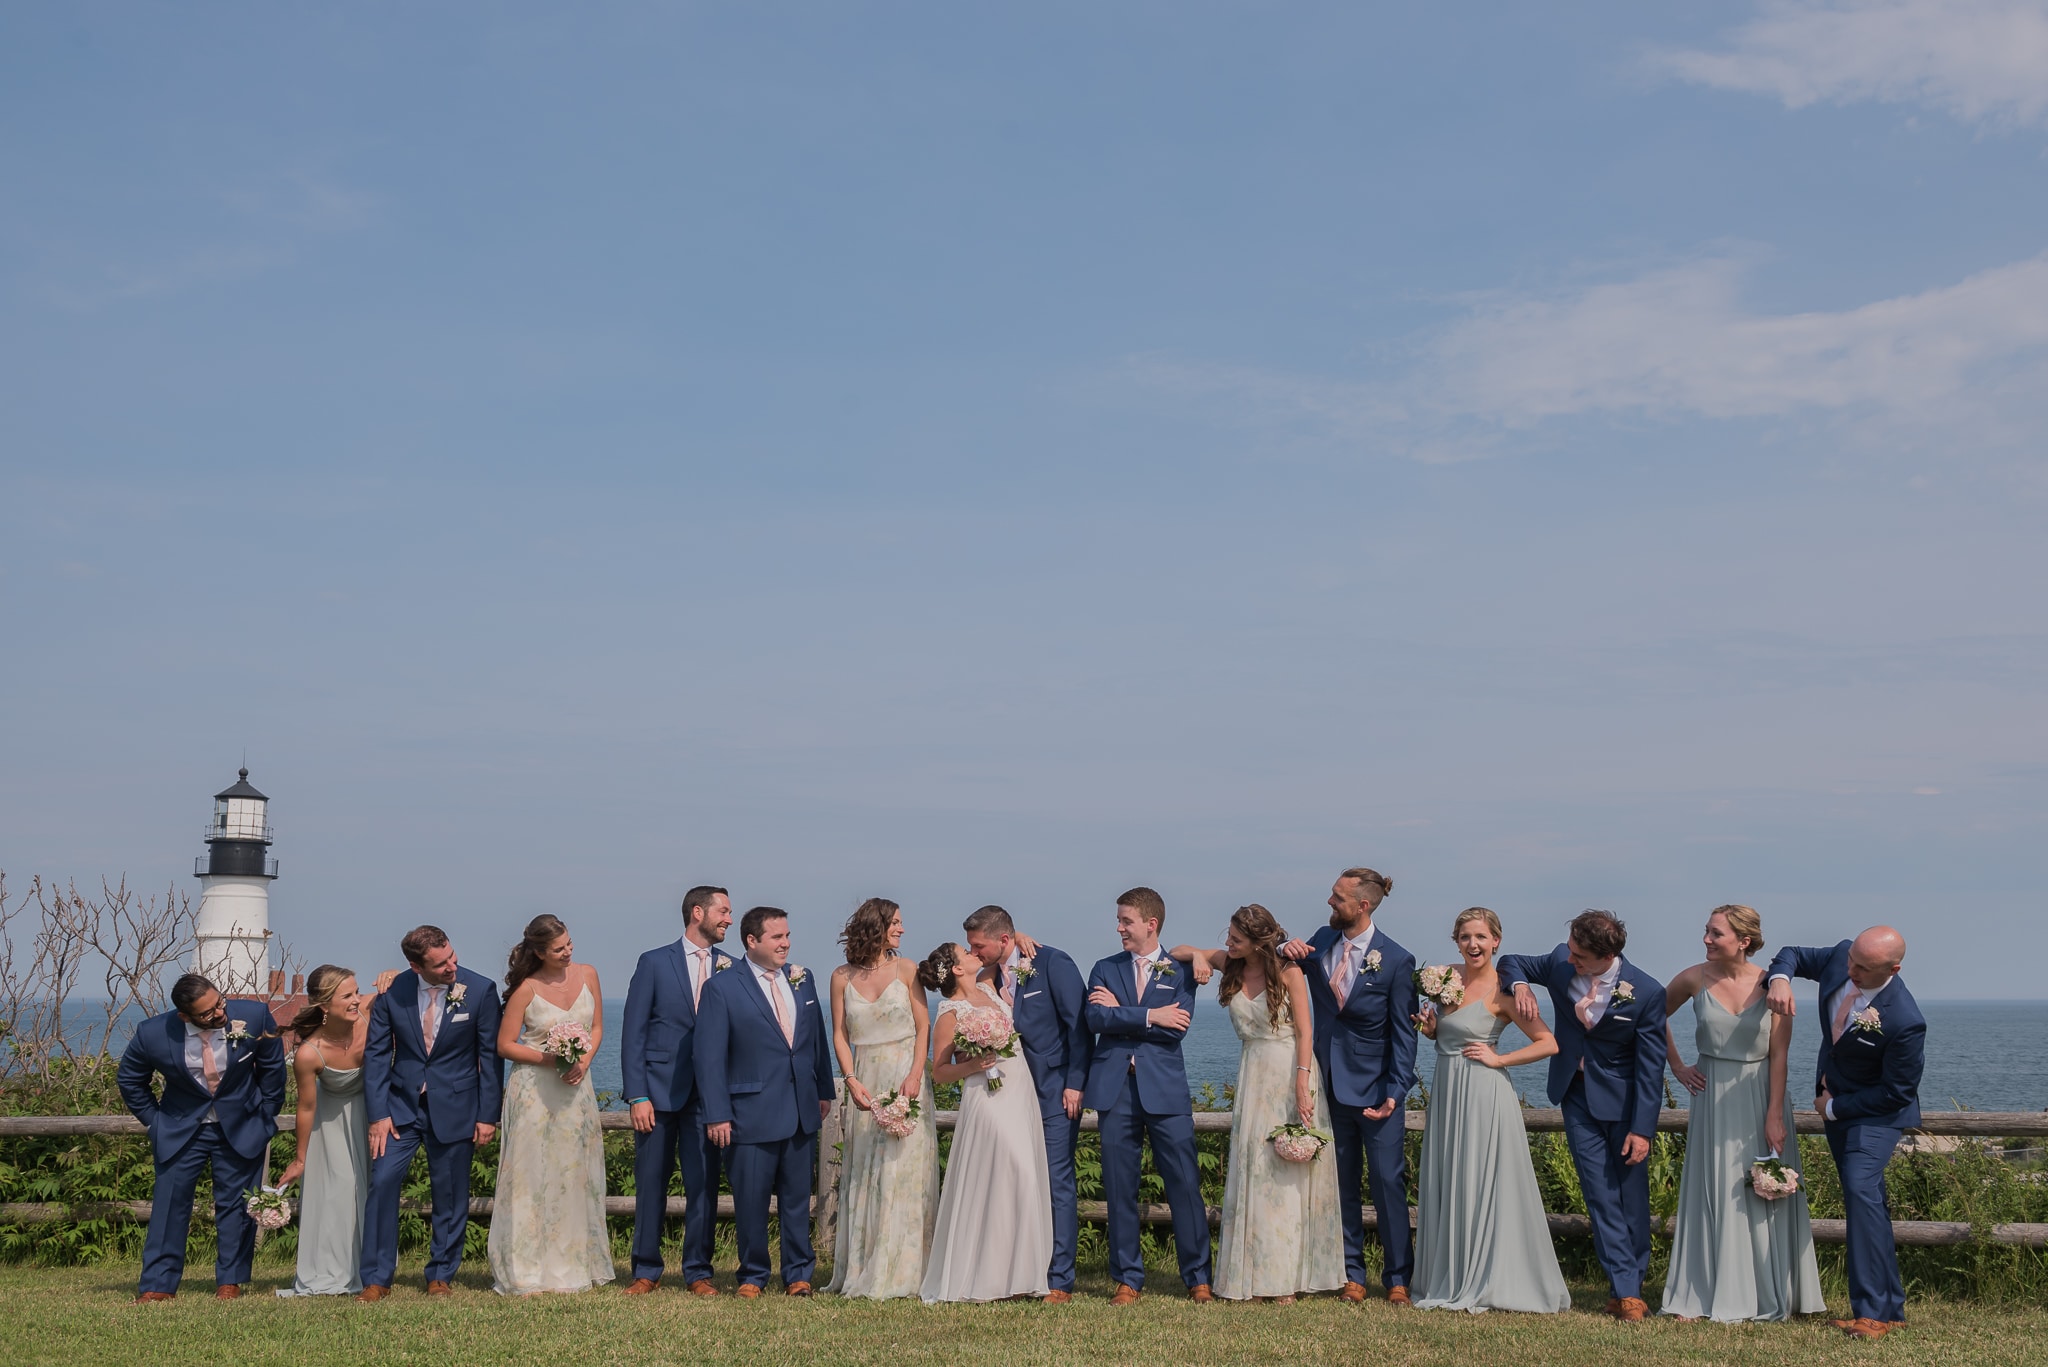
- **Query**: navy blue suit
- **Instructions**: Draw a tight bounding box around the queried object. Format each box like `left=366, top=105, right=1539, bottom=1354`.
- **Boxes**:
left=693, top=959, right=836, bottom=1288
left=1499, top=945, right=1667, bottom=1300
left=1769, top=942, right=1926, bottom=1324
left=619, top=936, right=735, bottom=1284
left=1300, top=924, right=1419, bottom=1289
left=1083, top=951, right=1211, bottom=1291
left=118, top=1003, right=287, bottom=1294
left=359, top=966, right=503, bottom=1288
left=996, top=945, right=1092, bottom=1292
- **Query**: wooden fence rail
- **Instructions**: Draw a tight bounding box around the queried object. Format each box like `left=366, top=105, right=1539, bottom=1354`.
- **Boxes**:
left=6, top=1108, right=2045, bottom=1248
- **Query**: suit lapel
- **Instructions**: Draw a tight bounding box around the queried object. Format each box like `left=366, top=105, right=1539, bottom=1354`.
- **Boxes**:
left=666, top=941, right=695, bottom=1016
left=740, top=963, right=784, bottom=1040
left=394, top=973, right=426, bottom=1057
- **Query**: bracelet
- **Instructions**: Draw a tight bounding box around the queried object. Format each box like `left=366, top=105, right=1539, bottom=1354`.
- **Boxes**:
left=1296, top=1066, right=1313, bottom=1073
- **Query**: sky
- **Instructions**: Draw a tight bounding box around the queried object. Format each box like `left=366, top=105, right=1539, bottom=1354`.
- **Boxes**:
left=3, top=2, right=2046, bottom=1001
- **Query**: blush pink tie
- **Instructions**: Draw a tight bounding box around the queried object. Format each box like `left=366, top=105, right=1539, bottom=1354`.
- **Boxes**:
left=1331, top=950, right=1353, bottom=1010
left=1575, top=991, right=1598, bottom=1030
left=423, top=990, right=441, bottom=1054
left=692, top=952, right=706, bottom=1009
left=771, top=975, right=794, bottom=1046
left=1831, top=990, right=1856, bottom=1042
left=199, top=1031, right=221, bottom=1093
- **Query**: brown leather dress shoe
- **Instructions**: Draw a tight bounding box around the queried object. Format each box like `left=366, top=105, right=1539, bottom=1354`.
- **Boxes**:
left=1108, top=1284, right=1140, bottom=1306
left=1387, top=1285, right=1411, bottom=1306
left=1340, top=1282, right=1368, bottom=1303
left=736, top=1283, right=762, bottom=1299
left=785, top=1281, right=813, bottom=1297
left=623, top=1278, right=659, bottom=1295
left=356, top=1285, right=389, bottom=1302
left=1612, top=1297, right=1648, bottom=1322
left=1843, top=1319, right=1893, bottom=1339
left=687, top=1279, right=719, bottom=1297
left=1189, top=1284, right=1214, bottom=1303
left=425, top=1281, right=452, bottom=1297
left=134, top=1292, right=175, bottom=1305
left=215, top=1285, right=242, bottom=1301
left=1042, top=1289, right=1072, bottom=1304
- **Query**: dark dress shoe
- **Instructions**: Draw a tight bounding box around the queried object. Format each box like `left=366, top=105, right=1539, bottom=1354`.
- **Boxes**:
left=134, top=1292, right=175, bottom=1304
left=623, top=1279, right=659, bottom=1295
left=215, top=1285, right=242, bottom=1301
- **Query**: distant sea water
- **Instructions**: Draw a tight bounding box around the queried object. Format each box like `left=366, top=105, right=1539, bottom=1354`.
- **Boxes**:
left=64, top=997, right=2047, bottom=1115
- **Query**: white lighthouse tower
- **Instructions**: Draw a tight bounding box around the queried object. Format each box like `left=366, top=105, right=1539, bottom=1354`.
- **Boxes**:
left=192, top=768, right=278, bottom=996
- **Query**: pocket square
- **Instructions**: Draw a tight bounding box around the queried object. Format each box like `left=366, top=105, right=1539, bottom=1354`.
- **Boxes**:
left=451, top=1013, right=470, bottom=1022
left=1021, top=991, right=1043, bottom=999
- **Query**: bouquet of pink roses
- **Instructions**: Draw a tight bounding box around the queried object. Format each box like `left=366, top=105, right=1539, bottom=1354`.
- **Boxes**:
left=541, top=1018, right=593, bottom=1072
left=1748, top=1154, right=1801, bottom=1200
left=873, top=1089, right=922, bottom=1139
left=1414, top=964, right=1465, bottom=1010
left=952, top=1006, right=1020, bottom=1092
left=1267, top=1121, right=1333, bottom=1163
left=245, top=1186, right=293, bottom=1231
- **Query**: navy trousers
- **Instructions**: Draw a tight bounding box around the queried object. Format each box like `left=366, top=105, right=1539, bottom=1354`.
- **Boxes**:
left=629, top=1101, right=724, bottom=1284
left=139, top=1124, right=266, bottom=1294
left=1041, top=1106, right=1082, bottom=1293
left=1328, top=1095, right=1413, bottom=1288
left=1827, top=1118, right=1906, bottom=1323
left=1096, top=1072, right=1211, bottom=1291
left=1561, top=1077, right=1651, bottom=1299
left=727, top=1132, right=817, bottom=1288
left=360, top=1118, right=475, bottom=1287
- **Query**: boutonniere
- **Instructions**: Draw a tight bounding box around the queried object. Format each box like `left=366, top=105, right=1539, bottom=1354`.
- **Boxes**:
left=1361, top=950, right=1382, bottom=975
left=786, top=965, right=809, bottom=988
left=1610, top=980, right=1636, bottom=1005
left=447, top=983, right=467, bottom=1008
left=1849, top=1006, right=1882, bottom=1036
left=225, top=1020, right=252, bottom=1044
left=1012, top=961, right=1038, bottom=984
left=714, top=956, right=734, bottom=972
left=1149, top=960, right=1178, bottom=982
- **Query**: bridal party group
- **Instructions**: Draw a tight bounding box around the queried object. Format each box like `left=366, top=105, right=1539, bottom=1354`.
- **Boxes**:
left=115, top=867, right=1928, bottom=1341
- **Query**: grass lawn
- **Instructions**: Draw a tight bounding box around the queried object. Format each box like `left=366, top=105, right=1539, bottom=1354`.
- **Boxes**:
left=5, top=1261, right=2044, bottom=1367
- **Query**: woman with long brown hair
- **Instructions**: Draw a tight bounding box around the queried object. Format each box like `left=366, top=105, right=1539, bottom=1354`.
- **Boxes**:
left=824, top=897, right=938, bottom=1298
left=1166, top=905, right=1342, bottom=1301
left=488, top=914, right=613, bottom=1295
left=276, top=964, right=377, bottom=1296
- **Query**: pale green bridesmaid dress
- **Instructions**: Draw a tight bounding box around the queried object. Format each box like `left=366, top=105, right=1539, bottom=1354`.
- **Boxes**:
left=1212, top=989, right=1344, bottom=1300
left=1411, top=999, right=1569, bottom=1313
left=279, top=1053, right=367, bottom=1297
left=1659, top=990, right=1825, bottom=1321
left=826, top=976, right=939, bottom=1298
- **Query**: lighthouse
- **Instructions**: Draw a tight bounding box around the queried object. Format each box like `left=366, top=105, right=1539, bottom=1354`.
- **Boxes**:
left=192, top=768, right=278, bottom=996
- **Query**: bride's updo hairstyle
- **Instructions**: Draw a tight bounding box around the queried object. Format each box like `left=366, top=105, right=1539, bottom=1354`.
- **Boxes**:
left=917, top=942, right=964, bottom=995
left=506, top=913, right=568, bottom=992
left=840, top=897, right=900, bottom=969
left=1218, top=904, right=1290, bottom=1030
left=288, top=963, right=355, bottom=1041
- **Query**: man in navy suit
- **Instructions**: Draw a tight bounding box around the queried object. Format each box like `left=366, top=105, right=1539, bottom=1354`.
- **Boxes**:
left=963, top=904, right=1092, bottom=1303
left=620, top=884, right=737, bottom=1295
left=118, top=972, right=287, bottom=1302
left=694, top=905, right=836, bottom=1297
left=1500, top=909, right=1667, bottom=1322
left=358, top=925, right=503, bottom=1299
left=1280, top=867, right=1419, bottom=1303
left=1766, top=926, right=1924, bottom=1341
left=1083, top=887, right=1212, bottom=1304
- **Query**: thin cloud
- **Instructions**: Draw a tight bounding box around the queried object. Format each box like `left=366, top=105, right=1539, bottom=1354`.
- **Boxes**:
left=1648, top=0, right=2048, bottom=129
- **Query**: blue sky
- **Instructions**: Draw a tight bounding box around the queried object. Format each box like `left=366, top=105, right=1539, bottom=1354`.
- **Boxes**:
left=4, top=3, right=2046, bottom=999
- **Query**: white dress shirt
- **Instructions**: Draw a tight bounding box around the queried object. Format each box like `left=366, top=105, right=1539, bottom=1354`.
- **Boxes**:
left=183, top=1023, right=225, bottom=1121
left=1571, top=959, right=1624, bottom=1027
left=1323, top=923, right=1379, bottom=992
left=1132, top=946, right=1167, bottom=997
left=683, top=938, right=713, bottom=1006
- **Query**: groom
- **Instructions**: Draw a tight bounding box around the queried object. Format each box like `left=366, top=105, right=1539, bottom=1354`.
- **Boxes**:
left=1501, top=909, right=1667, bottom=1322
left=1083, top=887, right=1212, bottom=1304
left=1766, top=926, right=1925, bottom=1341
left=1280, top=866, right=1419, bottom=1304
left=694, top=905, right=836, bottom=1297
left=620, top=884, right=738, bottom=1296
left=359, top=925, right=503, bottom=1300
left=117, top=972, right=287, bottom=1302
left=963, top=904, right=1092, bottom=1304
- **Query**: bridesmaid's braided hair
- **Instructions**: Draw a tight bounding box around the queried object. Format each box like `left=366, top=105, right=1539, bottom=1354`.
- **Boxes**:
left=1218, top=904, right=1290, bottom=1030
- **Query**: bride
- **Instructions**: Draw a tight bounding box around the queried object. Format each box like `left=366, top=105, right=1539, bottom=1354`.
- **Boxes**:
left=489, top=914, right=615, bottom=1294
left=918, top=942, right=1053, bottom=1303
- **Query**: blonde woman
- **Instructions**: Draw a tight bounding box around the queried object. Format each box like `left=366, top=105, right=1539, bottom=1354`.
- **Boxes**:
left=1660, top=905, right=1823, bottom=1321
left=1410, top=908, right=1568, bottom=1313
left=277, top=965, right=375, bottom=1297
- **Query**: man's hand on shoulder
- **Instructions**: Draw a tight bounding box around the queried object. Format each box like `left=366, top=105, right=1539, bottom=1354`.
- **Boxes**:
left=1511, top=981, right=1541, bottom=1025
left=1278, top=939, right=1312, bottom=961
left=1766, top=976, right=1797, bottom=1018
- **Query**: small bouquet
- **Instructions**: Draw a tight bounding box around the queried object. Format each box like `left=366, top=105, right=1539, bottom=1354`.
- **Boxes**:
left=953, top=1006, right=1021, bottom=1091
left=873, top=1089, right=922, bottom=1139
left=541, top=1018, right=593, bottom=1072
left=1748, top=1154, right=1801, bottom=1201
left=1414, top=965, right=1465, bottom=1010
left=1267, top=1122, right=1333, bottom=1164
left=245, top=1186, right=293, bottom=1231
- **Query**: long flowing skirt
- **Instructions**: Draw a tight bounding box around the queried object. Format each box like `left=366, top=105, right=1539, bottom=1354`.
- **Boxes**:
left=1213, top=1037, right=1344, bottom=1299
left=280, top=1070, right=367, bottom=1296
left=488, top=1062, right=616, bottom=1294
left=919, top=1067, right=1052, bottom=1302
left=826, top=1036, right=939, bottom=1298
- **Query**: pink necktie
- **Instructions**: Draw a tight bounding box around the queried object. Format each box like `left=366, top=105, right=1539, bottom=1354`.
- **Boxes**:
left=423, top=989, right=441, bottom=1054
left=1576, top=991, right=1598, bottom=1030
left=1831, top=990, right=1856, bottom=1042
left=770, top=975, right=794, bottom=1046
left=1331, top=950, right=1353, bottom=1010
left=199, top=1031, right=221, bottom=1093
left=1000, top=967, right=1015, bottom=1008
left=691, top=951, right=706, bottom=1008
